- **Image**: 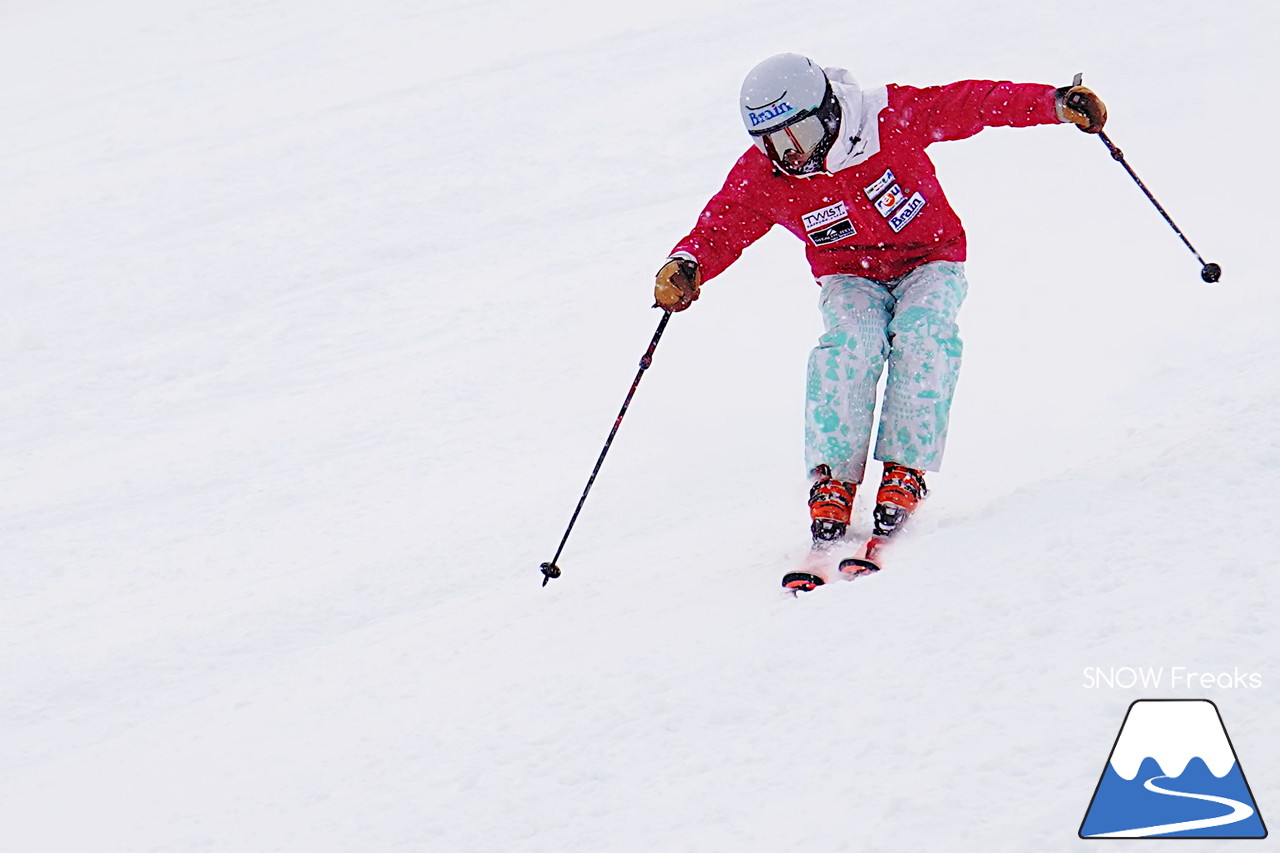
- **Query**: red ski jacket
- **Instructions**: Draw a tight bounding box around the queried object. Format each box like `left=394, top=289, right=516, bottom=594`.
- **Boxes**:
left=671, top=80, right=1061, bottom=283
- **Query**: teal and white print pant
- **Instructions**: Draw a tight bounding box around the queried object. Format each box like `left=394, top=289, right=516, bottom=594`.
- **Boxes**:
left=804, top=260, right=968, bottom=483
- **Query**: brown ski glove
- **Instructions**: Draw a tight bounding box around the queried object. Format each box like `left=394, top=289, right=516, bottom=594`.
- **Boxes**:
left=653, top=257, right=702, bottom=312
left=1056, top=84, right=1107, bottom=133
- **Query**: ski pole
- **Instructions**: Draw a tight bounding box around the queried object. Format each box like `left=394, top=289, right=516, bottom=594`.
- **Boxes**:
left=539, top=311, right=672, bottom=587
left=1095, top=130, right=1221, bottom=283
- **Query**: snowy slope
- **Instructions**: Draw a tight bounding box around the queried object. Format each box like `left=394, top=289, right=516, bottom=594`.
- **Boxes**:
left=2, top=0, right=1277, bottom=850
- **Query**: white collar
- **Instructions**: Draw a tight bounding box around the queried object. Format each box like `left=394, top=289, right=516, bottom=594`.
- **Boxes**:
left=823, top=77, right=888, bottom=174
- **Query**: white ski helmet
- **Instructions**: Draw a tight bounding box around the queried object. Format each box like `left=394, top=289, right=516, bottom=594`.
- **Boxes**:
left=740, top=53, right=842, bottom=176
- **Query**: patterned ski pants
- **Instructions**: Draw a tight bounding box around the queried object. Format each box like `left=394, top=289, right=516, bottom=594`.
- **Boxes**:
left=804, top=260, right=968, bottom=483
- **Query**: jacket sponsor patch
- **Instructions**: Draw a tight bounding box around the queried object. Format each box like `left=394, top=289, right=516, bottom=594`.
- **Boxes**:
left=802, top=201, right=857, bottom=246
left=809, top=219, right=857, bottom=246
left=887, top=192, right=927, bottom=233
left=863, top=169, right=896, bottom=200
left=873, top=184, right=908, bottom=217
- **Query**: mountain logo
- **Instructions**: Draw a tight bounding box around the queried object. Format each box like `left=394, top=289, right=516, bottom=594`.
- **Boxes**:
left=1080, top=699, right=1267, bottom=839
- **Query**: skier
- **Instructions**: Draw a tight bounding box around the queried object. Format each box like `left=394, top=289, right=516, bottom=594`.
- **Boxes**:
left=654, top=54, right=1106, bottom=582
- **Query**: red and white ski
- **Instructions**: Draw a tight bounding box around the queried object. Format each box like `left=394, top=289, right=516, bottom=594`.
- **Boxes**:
left=781, top=535, right=890, bottom=592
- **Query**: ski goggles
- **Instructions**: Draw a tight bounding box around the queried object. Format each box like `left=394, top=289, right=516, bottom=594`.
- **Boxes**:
left=752, top=113, right=827, bottom=171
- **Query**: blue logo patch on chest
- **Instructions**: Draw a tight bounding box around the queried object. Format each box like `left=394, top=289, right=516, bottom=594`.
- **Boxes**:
left=863, top=168, right=926, bottom=233
left=886, top=192, right=926, bottom=233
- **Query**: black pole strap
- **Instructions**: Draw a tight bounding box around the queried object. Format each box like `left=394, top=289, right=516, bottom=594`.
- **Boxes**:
left=540, top=311, right=672, bottom=586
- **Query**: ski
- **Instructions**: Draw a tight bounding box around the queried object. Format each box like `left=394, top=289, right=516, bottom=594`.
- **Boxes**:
left=838, top=535, right=888, bottom=577
left=781, top=570, right=826, bottom=592
left=782, top=544, right=837, bottom=592
left=782, top=535, right=889, bottom=593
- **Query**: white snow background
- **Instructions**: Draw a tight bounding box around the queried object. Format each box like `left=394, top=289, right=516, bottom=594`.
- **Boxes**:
left=2, top=0, right=1277, bottom=850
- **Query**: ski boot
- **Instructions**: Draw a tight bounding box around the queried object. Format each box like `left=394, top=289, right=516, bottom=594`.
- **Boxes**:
left=808, top=464, right=857, bottom=544
left=783, top=467, right=857, bottom=592
left=872, top=462, right=928, bottom=538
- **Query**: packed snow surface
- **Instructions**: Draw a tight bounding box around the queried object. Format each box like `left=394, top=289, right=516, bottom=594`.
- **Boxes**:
left=2, top=1, right=1276, bottom=850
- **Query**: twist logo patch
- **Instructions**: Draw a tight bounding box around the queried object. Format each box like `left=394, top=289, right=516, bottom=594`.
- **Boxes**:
left=801, top=201, right=856, bottom=247
left=1079, top=700, right=1267, bottom=839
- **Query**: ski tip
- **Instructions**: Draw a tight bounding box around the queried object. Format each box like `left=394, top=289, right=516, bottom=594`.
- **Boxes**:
left=838, top=557, right=880, bottom=578
left=782, top=571, right=825, bottom=592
